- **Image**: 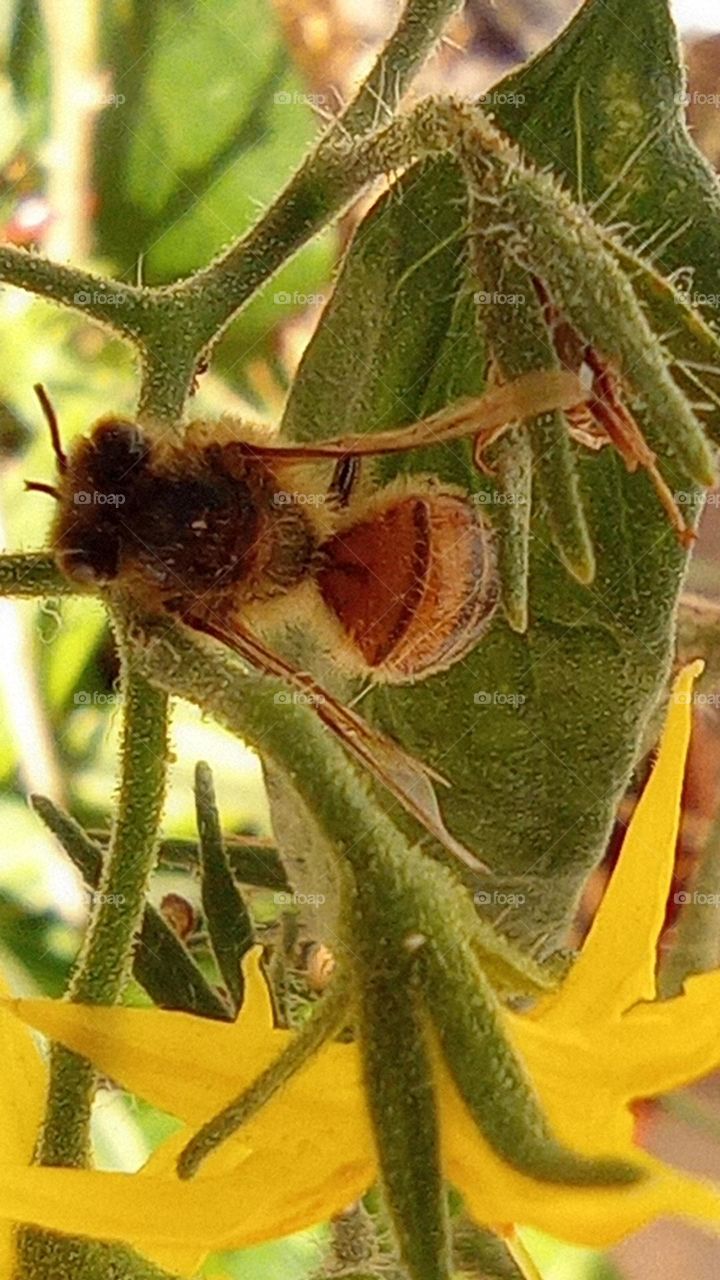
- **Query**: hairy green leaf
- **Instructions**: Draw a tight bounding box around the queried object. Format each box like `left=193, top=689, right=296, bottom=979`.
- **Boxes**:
left=281, top=0, right=715, bottom=944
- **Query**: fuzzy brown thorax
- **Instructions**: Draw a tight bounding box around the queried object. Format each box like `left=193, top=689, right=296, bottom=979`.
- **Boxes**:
left=52, top=419, right=317, bottom=612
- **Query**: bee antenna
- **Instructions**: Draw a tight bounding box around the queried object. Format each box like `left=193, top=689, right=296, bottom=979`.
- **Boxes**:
left=24, top=479, right=61, bottom=500
left=33, top=383, right=67, bottom=474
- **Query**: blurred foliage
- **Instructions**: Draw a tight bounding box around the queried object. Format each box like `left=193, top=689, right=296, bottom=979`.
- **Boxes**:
left=0, top=3, right=333, bottom=1274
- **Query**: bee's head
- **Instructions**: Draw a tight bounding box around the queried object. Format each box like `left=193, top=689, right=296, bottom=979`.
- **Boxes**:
left=56, top=525, right=122, bottom=585
left=84, top=419, right=150, bottom=486
left=53, top=419, right=150, bottom=586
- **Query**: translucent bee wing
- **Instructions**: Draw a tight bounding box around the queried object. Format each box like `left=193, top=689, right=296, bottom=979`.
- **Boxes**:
left=228, top=369, right=585, bottom=459
left=183, top=614, right=490, bottom=877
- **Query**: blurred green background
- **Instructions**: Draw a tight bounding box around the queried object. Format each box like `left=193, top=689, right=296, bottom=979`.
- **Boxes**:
left=0, top=3, right=334, bottom=1277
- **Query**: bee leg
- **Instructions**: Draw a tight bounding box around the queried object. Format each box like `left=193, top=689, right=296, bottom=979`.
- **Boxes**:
left=583, top=348, right=692, bottom=546
left=327, top=455, right=361, bottom=509
left=472, top=433, right=500, bottom=477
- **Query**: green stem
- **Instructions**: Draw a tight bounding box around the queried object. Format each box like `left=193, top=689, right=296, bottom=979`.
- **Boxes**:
left=163, top=0, right=462, bottom=347
left=17, top=628, right=171, bottom=1279
left=160, top=120, right=410, bottom=349
left=96, top=831, right=287, bottom=889
left=341, top=0, right=462, bottom=134
left=38, top=632, right=169, bottom=1163
left=0, top=245, right=152, bottom=338
left=128, top=609, right=418, bottom=867
left=72, top=649, right=168, bottom=999
left=0, top=553, right=77, bottom=597
left=136, top=330, right=200, bottom=423
left=177, top=970, right=350, bottom=1178
left=31, top=795, right=229, bottom=1020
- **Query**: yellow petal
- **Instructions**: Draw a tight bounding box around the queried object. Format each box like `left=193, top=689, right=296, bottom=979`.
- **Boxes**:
left=0, top=1036, right=375, bottom=1270
left=0, top=975, right=47, bottom=1164
left=439, top=1057, right=720, bottom=1247
left=614, top=968, right=720, bottom=1095
left=502, top=1013, right=636, bottom=1154
left=0, top=1157, right=370, bottom=1260
left=0, top=953, right=376, bottom=1273
left=137, top=1035, right=376, bottom=1271
left=544, top=662, right=702, bottom=1026
left=4, top=948, right=289, bottom=1126
left=0, top=971, right=48, bottom=1273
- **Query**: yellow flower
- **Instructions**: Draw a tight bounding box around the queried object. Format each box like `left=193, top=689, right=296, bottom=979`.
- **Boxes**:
left=2, top=661, right=720, bottom=1275
left=0, top=972, right=47, bottom=1275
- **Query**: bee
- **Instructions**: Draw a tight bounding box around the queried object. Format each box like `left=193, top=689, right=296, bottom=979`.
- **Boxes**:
left=27, top=369, right=585, bottom=872
left=49, top=415, right=498, bottom=685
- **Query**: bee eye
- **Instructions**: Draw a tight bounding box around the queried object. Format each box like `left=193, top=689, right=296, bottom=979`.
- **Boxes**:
left=91, top=420, right=149, bottom=480
left=58, top=531, right=121, bottom=585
